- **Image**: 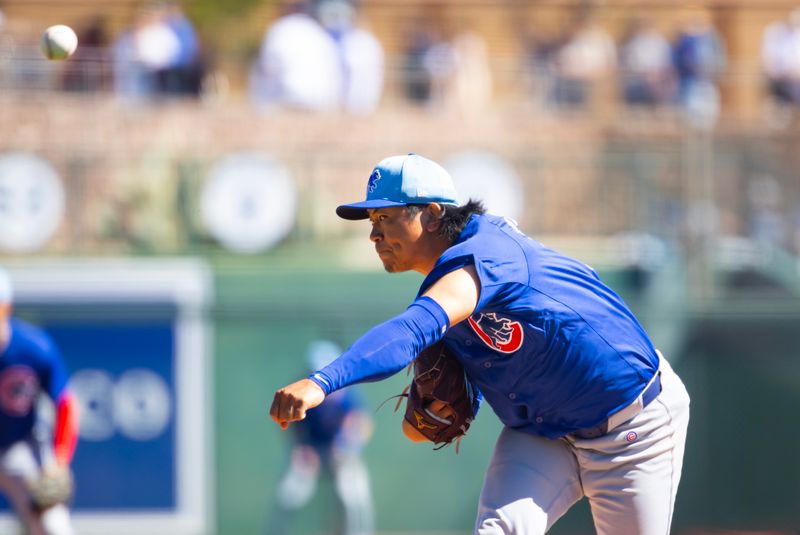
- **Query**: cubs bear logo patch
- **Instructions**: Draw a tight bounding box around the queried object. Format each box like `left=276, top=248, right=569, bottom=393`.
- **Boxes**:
left=0, top=365, right=39, bottom=417
left=468, top=312, right=524, bottom=353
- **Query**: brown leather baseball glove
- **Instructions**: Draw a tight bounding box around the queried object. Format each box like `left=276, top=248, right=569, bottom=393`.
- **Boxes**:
left=401, top=340, right=481, bottom=451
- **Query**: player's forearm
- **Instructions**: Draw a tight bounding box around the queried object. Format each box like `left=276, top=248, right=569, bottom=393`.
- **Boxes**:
left=53, top=391, right=79, bottom=465
left=309, top=296, right=449, bottom=394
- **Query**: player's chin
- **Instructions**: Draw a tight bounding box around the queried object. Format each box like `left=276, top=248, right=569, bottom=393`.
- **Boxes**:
left=379, top=259, right=400, bottom=273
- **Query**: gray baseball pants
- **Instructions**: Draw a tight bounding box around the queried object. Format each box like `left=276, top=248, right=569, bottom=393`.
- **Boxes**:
left=475, top=354, right=690, bottom=535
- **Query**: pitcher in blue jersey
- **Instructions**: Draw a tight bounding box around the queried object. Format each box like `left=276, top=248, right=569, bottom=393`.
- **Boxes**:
left=270, top=153, right=690, bottom=535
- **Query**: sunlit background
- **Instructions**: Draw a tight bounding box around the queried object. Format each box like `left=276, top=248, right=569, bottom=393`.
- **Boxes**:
left=1, top=0, right=799, bottom=533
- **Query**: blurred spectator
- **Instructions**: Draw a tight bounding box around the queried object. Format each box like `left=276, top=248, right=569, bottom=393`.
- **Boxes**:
left=400, top=25, right=491, bottom=115
left=746, top=174, right=788, bottom=249
left=317, top=0, right=384, bottom=115
left=112, top=12, right=151, bottom=101
left=671, top=10, right=726, bottom=126
left=250, top=0, right=341, bottom=112
left=61, top=16, right=112, bottom=93
left=523, top=28, right=562, bottom=109
left=618, top=16, right=674, bottom=107
left=549, top=9, right=617, bottom=110
left=761, top=9, right=800, bottom=109
left=400, top=17, right=456, bottom=109
left=402, top=24, right=436, bottom=104
left=113, top=5, right=177, bottom=101
left=157, top=1, right=204, bottom=96
left=0, top=8, right=12, bottom=86
left=0, top=268, right=80, bottom=535
left=267, top=340, right=374, bottom=535
left=0, top=9, right=48, bottom=92
left=112, top=2, right=203, bottom=102
left=448, top=31, right=493, bottom=116
left=129, top=5, right=180, bottom=93
left=422, top=33, right=457, bottom=108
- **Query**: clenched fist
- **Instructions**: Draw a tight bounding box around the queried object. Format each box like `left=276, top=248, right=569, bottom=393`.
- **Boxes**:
left=270, top=378, right=326, bottom=429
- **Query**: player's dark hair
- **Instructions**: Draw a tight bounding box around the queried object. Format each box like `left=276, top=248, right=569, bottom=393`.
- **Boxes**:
left=438, top=199, right=486, bottom=241
left=407, top=199, right=486, bottom=242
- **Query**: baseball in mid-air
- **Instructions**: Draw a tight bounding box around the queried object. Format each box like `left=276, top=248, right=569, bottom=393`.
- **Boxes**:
left=40, top=25, right=78, bottom=60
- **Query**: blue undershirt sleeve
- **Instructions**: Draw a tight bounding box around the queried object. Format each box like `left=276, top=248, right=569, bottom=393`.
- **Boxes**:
left=308, top=296, right=450, bottom=395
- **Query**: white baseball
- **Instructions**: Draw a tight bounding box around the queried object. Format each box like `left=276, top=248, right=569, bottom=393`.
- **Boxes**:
left=41, top=24, right=78, bottom=60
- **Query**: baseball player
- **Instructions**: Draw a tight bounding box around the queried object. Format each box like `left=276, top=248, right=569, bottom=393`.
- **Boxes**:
left=0, top=268, right=79, bottom=535
left=271, top=153, right=691, bottom=535
left=267, top=340, right=374, bottom=535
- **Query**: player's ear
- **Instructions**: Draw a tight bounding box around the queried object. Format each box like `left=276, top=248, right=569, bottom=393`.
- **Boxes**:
left=422, top=203, right=444, bottom=233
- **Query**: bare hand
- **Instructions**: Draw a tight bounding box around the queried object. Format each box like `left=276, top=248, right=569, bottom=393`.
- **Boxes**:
left=270, top=379, right=326, bottom=429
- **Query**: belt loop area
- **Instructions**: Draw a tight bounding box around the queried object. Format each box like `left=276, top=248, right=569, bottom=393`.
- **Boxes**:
left=572, top=358, right=663, bottom=440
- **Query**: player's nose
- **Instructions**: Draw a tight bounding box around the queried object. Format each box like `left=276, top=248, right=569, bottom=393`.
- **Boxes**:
left=369, top=224, right=382, bottom=242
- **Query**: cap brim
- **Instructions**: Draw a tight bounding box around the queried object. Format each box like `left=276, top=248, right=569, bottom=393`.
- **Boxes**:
left=335, top=199, right=408, bottom=220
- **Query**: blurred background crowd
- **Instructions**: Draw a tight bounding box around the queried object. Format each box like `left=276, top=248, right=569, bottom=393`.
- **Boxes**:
left=2, top=0, right=800, bottom=120
left=1, top=1, right=800, bottom=535
left=0, top=0, right=798, bottom=259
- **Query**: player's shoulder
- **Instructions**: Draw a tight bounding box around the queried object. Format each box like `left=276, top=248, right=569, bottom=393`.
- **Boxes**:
left=8, top=318, right=60, bottom=360
left=452, top=214, right=531, bottom=255
left=464, top=213, right=525, bottom=237
left=10, top=317, right=48, bottom=338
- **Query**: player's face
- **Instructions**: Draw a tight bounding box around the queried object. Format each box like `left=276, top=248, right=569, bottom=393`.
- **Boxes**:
left=367, top=206, right=427, bottom=273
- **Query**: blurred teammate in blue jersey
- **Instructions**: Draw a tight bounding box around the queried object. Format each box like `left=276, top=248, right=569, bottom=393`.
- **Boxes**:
left=0, top=268, right=79, bottom=535
left=271, top=153, right=690, bottom=535
left=267, top=340, right=374, bottom=535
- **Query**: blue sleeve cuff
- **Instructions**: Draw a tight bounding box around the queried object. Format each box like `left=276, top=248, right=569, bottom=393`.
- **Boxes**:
left=308, top=372, right=333, bottom=396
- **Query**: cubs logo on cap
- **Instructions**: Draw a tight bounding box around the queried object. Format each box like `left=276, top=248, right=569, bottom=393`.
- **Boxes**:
left=367, top=169, right=381, bottom=193
left=336, top=153, right=460, bottom=220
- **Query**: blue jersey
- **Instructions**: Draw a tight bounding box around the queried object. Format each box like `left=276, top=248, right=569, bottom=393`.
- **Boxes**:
left=419, top=214, right=659, bottom=438
left=316, top=214, right=661, bottom=439
left=0, top=318, right=69, bottom=449
left=293, top=387, right=363, bottom=454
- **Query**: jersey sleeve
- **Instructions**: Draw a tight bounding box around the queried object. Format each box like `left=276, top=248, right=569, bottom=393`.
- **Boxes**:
left=40, top=334, right=70, bottom=402
left=53, top=391, right=79, bottom=465
left=420, top=246, right=527, bottom=315
left=14, top=320, right=71, bottom=402
left=309, top=296, right=450, bottom=394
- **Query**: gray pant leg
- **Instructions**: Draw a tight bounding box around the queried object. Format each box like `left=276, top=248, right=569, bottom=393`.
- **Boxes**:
left=474, top=427, right=583, bottom=535
left=571, top=358, right=691, bottom=535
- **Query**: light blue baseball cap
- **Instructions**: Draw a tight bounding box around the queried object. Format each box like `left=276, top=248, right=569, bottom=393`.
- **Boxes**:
left=336, top=153, right=460, bottom=220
